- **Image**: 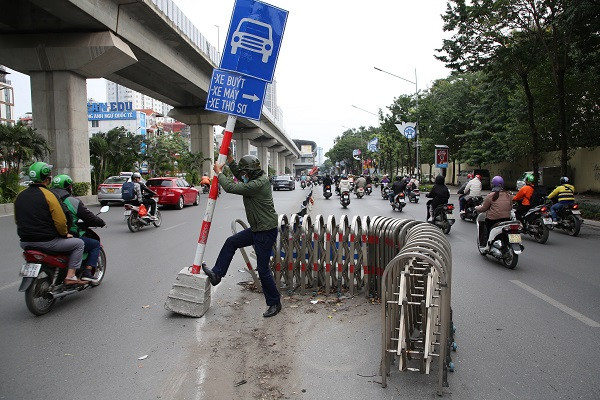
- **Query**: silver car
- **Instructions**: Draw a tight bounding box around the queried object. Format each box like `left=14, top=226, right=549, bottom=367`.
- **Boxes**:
left=97, top=175, right=145, bottom=205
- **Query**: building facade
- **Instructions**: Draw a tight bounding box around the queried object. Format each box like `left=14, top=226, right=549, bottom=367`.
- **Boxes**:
left=292, top=139, right=317, bottom=176
left=0, top=66, right=15, bottom=125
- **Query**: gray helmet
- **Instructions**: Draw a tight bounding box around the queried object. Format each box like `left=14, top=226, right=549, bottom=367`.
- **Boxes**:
left=132, top=172, right=141, bottom=180
left=238, top=155, right=261, bottom=172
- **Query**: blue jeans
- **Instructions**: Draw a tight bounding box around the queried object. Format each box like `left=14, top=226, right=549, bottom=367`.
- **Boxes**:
left=213, top=227, right=280, bottom=306
left=550, top=200, right=574, bottom=221
left=81, top=236, right=101, bottom=267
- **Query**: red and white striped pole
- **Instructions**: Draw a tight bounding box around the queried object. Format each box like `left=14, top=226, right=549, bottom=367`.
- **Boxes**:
left=190, top=114, right=237, bottom=274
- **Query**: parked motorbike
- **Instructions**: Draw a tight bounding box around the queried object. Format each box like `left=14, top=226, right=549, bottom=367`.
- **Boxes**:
left=476, top=212, right=524, bottom=269
left=430, top=203, right=455, bottom=234
left=515, top=203, right=552, bottom=244
left=381, top=184, right=391, bottom=200
left=365, top=183, right=372, bottom=196
left=460, top=196, right=483, bottom=222
left=323, top=185, right=332, bottom=199
left=391, top=192, right=406, bottom=211
left=356, top=187, right=365, bottom=199
left=405, top=188, right=420, bottom=203
left=18, top=206, right=109, bottom=315
left=340, top=190, right=351, bottom=208
left=124, top=197, right=162, bottom=232
left=548, top=201, right=583, bottom=237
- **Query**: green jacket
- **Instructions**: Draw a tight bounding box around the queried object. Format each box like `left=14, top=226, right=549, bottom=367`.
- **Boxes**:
left=218, top=160, right=277, bottom=232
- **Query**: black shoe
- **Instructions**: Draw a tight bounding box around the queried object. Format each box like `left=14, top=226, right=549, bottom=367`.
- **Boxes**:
left=80, top=269, right=98, bottom=283
left=201, top=264, right=221, bottom=286
left=263, top=303, right=282, bottom=318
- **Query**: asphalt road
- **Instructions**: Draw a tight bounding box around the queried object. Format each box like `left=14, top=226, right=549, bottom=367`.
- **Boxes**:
left=0, top=184, right=598, bottom=400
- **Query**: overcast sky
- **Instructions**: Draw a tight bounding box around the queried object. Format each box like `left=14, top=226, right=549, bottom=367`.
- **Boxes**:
left=8, top=0, right=451, bottom=154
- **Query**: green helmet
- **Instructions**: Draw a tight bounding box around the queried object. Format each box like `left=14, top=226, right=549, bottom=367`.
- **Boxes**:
left=51, top=174, right=73, bottom=190
left=238, top=155, right=261, bottom=172
left=524, top=173, right=535, bottom=184
left=28, top=162, right=53, bottom=183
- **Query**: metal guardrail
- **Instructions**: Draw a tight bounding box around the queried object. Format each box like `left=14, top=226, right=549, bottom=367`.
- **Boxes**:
left=233, top=213, right=454, bottom=395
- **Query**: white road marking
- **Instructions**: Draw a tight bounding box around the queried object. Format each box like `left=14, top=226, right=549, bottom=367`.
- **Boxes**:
left=163, top=222, right=187, bottom=231
left=511, top=280, right=600, bottom=328
left=0, top=280, right=20, bottom=292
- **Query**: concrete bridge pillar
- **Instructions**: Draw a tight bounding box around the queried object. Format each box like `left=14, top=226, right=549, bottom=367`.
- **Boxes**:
left=0, top=31, right=138, bottom=191
left=279, top=153, right=287, bottom=174
left=269, top=150, right=279, bottom=175
left=168, top=109, right=227, bottom=175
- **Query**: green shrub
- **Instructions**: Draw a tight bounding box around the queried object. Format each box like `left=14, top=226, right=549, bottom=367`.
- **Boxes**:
left=420, top=184, right=433, bottom=193
left=72, top=182, right=91, bottom=197
left=579, top=201, right=600, bottom=221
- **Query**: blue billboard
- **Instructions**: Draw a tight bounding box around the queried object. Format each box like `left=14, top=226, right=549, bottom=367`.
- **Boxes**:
left=87, top=102, right=136, bottom=120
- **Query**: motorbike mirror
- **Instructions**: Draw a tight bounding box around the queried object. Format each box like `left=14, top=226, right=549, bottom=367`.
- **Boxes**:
left=99, top=205, right=110, bottom=213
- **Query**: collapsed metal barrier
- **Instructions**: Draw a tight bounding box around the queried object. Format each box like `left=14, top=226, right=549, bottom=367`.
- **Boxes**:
left=234, top=213, right=454, bottom=394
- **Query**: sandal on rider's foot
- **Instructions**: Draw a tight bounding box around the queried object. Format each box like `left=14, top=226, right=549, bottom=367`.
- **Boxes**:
left=64, top=276, right=86, bottom=285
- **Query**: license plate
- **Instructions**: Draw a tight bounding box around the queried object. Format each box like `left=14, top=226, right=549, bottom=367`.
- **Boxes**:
left=107, top=188, right=114, bottom=193
left=543, top=217, right=552, bottom=225
left=20, top=263, right=41, bottom=278
left=446, top=213, right=454, bottom=220
left=124, top=210, right=132, bottom=216
left=508, top=234, right=521, bottom=243
left=415, top=196, right=420, bottom=199
left=571, top=210, right=581, bottom=215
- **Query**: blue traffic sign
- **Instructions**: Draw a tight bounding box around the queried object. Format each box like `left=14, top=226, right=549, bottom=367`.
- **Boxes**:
left=403, top=126, right=416, bottom=139
left=220, top=0, right=288, bottom=82
left=205, top=69, right=267, bottom=121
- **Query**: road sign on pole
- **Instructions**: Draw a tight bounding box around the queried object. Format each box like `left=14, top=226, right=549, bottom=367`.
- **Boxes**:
left=395, top=122, right=417, bottom=139
left=205, top=69, right=267, bottom=120
left=220, top=0, right=288, bottom=82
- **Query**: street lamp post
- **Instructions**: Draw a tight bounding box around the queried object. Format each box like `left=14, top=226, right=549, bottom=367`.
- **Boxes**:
left=374, top=67, right=420, bottom=179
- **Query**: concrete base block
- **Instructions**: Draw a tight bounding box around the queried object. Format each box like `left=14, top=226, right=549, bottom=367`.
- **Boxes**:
left=164, top=267, right=211, bottom=317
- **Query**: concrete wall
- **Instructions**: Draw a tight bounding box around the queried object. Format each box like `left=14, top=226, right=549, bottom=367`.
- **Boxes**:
left=434, top=147, right=600, bottom=192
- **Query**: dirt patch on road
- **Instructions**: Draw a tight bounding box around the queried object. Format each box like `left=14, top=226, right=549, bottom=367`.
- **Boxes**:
left=180, top=282, right=379, bottom=400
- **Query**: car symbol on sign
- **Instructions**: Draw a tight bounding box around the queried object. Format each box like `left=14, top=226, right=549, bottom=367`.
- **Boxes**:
left=230, top=18, right=273, bottom=63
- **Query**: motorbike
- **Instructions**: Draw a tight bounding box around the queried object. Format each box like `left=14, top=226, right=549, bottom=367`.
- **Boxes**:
left=515, top=203, right=552, bottom=244
left=355, top=187, right=365, bottom=199
left=300, top=180, right=306, bottom=189
left=405, top=188, right=420, bottom=203
left=548, top=201, right=583, bottom=237
left=124, top=197, right=162, bottom=232
left=340, top=190, right=351, bottom=208
left=459, top=196, right=483, bottom=222
left=476, top=212, right=524, bottom=269
left=430, top=203, right=455, bottom=234
left=365, top=183, right=372, bottom=196
left=381, top=183, right=391, bottom=200
left=201, top=183, right=209, bottom=194
left=391, top=192, right=406, bottom=211
left=18, top=206, right=110, bottom=315
left=335, top=183, right=340, bottom=196
left=323, top=185, right=332, bottom=199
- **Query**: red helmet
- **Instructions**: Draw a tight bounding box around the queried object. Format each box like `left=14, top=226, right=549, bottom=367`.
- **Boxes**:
left=475, top=174, right=482, bottom=180
left=467, top=173, right=474, bottom=179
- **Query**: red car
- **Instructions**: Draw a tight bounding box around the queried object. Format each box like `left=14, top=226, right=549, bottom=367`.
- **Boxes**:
left=146, top=177, right=200, bottom=210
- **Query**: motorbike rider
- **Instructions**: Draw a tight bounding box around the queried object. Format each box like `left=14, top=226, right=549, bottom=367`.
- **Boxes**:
left=132, top=172, right=158, bottom=219
left=457, top=173, right=473, bottom=212
left=365, top=175, right=372, bottom=185
left=354, top=175, right=367, bottom=193
left=547, top=177, right=575, bottom=224
left=339, top=174, right=351, bottom=194
left=203, top=153, right=281, bottom=318
left=322, top=174, right=333, bottom=193
left=460, top=174, right=482, bottom=214
left=475, top=176, right=512, bottom=242
left=390, top=176, right=406, bottom=205
left=51, top=174, right=106, bottom=282
left=200, top=172, right=211, bottom=189
left=425, top=175, right=450, bottom=222
left=513, top=173, right=535, bottom=222
left=380, top=174, right=390, bottom=193
left=14, top=162, right=86, bottom=285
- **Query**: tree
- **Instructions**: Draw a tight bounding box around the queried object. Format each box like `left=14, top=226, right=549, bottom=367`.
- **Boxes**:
left=0, top=122, right=50, bottom=174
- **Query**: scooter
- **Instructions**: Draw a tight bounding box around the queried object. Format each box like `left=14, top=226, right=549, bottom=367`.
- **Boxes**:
left=476, top=212, right=524, bottom=269
left=300, top=180, right=306, bottom=189
left=18, top=206, right=109, bottom=315
left=124, top=197, right=162, bottom=232
left=365, top=183, right=372, bottom=196
left=323, top=185, right=332, bottom=199
left=460, top=196, right=483, bottom=222
left=355, top=187, right=365, bottom=199
left=516, top=203, right=552, bottom=244
left=201, top=184, right=209, bottom=194
left=430, top=203, right=455, bottom=234
left=405, top=188, right=420, bottom=203
left=340, top=190, right=351, bottom=208
left=381, top=184, right=391, bottom=200
left=391, top=192, right=406, bottom=211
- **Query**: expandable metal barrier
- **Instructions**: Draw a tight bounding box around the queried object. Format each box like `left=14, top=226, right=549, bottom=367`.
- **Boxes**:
left=234, top=213, right=454, bottom=394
